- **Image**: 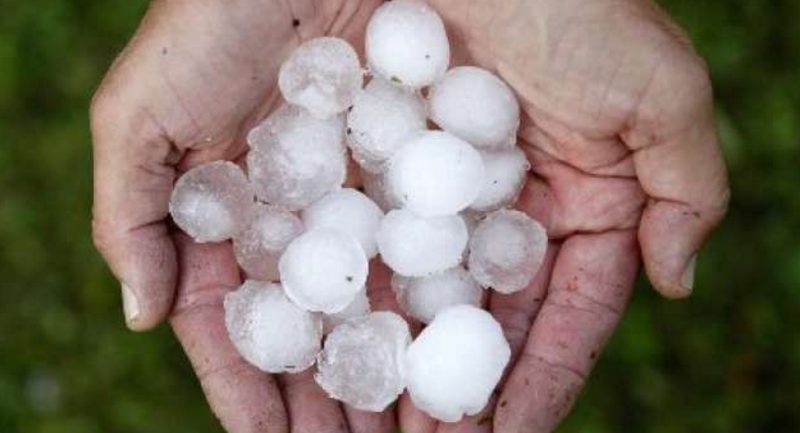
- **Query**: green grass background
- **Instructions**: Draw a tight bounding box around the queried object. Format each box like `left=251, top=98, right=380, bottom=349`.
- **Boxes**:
left=1, top=1, right=798, bottom=432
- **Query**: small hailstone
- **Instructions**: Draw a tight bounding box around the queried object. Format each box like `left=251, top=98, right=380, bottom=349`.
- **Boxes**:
left=169, top=161, right=254, bottom=243
left=376, top=209, right=467, bottom=277
left=469, top=147, right=530, bottom=213
left=233, top=203, right=303, bottom=281
left=278, top=37, right=363, bottom=119
left=392, top=266, right=483, bottom=324
left=362, top=170, right=402, bottom=212
left=224, top=280, right=322, bottom=374
left=404, top=305, right=510, bottom=422
left=247, top=104, right=347, bottom=210
left=322, top=288, right=371, bottom=334
left=347, top=77, right=427, bottom=173
left=428, top=66, right=520, bottom=150
left=365, top=0, right=449, bottom=88
left=279, top=229, right=368, bottom=314
left=301, top=188, right=384, bottom=258
left=316, top=312, right=411, bottom=412
left=387, top=131, right=485, bottom=216
left=468, top=209, right=548, bottom=294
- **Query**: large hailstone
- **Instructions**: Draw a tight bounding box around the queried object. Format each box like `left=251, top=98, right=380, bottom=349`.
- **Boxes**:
left=468, top=209, right=548, bottom=294
left=315, top=312, right=411, bottom=412
left=301, top=188, right=384, bottom=258
left=169, top=161, right=254, bottom=243
left=376, top=209, right=467, bottom=277
left=322, top=287, right=371, bottom=334
left=428, top=66, right=520, bottom=150
left=232, top=203, right=303, bottom=281
left=224, top=280, right=322, bottom=373
left=469, top=147, right=530, bottom=213
left=279, top=229, right=368, bottom=314
left=278, top=37, right=363, bottom=119
left=387, top=131, right=485, bottom=216
left=365, top=0, right=450, bottom=88
left=247, top=104, right=347, bottom=210
left=346, top=77, right=427, bottom=173
left=392, top=266, right=484, bottom=324
left=404, top=305, right=510, bottom=422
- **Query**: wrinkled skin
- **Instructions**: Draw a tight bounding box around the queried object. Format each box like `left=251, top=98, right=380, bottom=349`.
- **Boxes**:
left=90, top=0, right=729, bottom=432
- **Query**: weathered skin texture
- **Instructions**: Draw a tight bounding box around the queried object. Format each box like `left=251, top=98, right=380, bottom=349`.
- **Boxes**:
left=90, top=0, right=728, bottom=432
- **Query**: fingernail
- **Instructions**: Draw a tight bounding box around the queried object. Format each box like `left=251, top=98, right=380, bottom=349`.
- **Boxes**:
left=681, top=254, right=697, bottom=293
left=121, top=282, right=141, bottom=325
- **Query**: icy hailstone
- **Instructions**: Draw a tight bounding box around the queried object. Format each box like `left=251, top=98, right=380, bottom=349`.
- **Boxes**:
left=376, top=209, right=468, bottom=277
left=224, top=280, right=322, bottom=374
left=301, top=188, right=384, bottom=259
left=468, top=209, right=548, bottom=294
left=279, top=229, right=368, bottom=314
left=392, top=266, right=483, bottom=324
left=247, top=104, right=347, bottom=210
left=429, top=66, right=520, bottom=150
left=347, top=77, right=427, bottom=173
left=316, top=312, right=411, bottom=412
left=404, top=305, right=510, bottom=422
left=169, top=161, right=254, bottom=243
left=278, top=37, right=363, bottom=119
left=469, top=147, right=530, bottom=213
left=322, top=288, right=371, bottom=334
left=362, top=170, right=402, bottom=212
left=365, top=0, right=450, bottom=88
left=387, top=131, right=485, bottom=216
left=233, top=204, right=303, bottom=281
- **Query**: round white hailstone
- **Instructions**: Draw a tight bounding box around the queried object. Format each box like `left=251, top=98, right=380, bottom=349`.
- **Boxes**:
left=247, top=104, right=347, bottom=210
left=316, top=311, right=411, bottom=412
left=279, top=229, right=368, bottom=314
left=428, top=66, right=520, bottom=150
left=224, top=280, right=322, bottom=374
left=278, top=37, right=363, bottom=119
left=392, top=266, right=483, bottom=324
left=362, top=170, right=402, bottom=212
left=347, top=77, right=427, bottom=173
left=468, top=209, right=548, bottom=294
left=376, top=209, right=467, bottom=277
left=469, top=148, right=530, bottom=212
left=404, top=305, right=510, bottom=422
left=233, top=203, right=304, bottom=281
left=365, top=0, right=450, bottom=88
left=322, top=287, right=371, bottom=334
left=169, top=161, right=254, bottom=243
left=302, top=188, right=384, bottom=258
left=387, top=131, right=485, bottom=216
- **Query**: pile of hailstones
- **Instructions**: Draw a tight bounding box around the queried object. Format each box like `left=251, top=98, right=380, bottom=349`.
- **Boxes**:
left=168, top=0, right=547, bottom=423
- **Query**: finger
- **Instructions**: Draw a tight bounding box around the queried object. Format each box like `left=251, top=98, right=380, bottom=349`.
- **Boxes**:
left=434, top=395, right=496, bottom=433
left=170, top=233, right=287, bottom=433
left=343, top=407, right=395, bottom=433
left=279, top=371, right=350, bottom=433
left=399, top=392, right=438, bottom=433
left=494, top=230, right=639, bottom=433
left=624, top=47, right=729, bottom=298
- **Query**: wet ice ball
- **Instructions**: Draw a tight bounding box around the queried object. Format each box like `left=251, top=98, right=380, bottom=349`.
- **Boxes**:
left=302, top=188, right=384, bottom=259
left=365, top=0, right=449, bottom=88
left=429, top=66, right=520, bottom=150
left=468, top=209, right=548, bottom=294
left=279, top=229, right=368, bottom=314
left=316, top=312, right=411, bottom=412
left=404, top=305, right=510, bottom=422
left=233, top=203, right=303, bottom=281
left=469, top=147, right=530, bottom=213
left=169, top=161, right=254, bottom=243
left=392, top=266, right=483, bottom=324
left=376, top=209, right=467, bottom=277
left=387, top=131, right=485, bottom=216
left=224, top=280, right=322, bottom=373
left=278, top=37, right=363, bottom=119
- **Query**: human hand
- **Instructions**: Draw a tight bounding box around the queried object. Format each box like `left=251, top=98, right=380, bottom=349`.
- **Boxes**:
left=394, top=0, right=728, bottom=432
left=90, top=1, right=396, bottom=432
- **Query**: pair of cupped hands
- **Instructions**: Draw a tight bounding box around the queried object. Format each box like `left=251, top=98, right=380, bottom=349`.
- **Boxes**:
left=90, top=0, right=729, bottom=432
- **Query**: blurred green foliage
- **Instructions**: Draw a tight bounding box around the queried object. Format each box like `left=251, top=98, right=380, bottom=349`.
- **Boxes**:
left=0, top=1, right=798, bottom=432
